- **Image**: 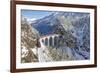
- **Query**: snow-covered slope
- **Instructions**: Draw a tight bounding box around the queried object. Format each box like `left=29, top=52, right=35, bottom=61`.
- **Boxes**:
left=21, top=11, right=90, bottom=63
left=21, top=17, right=40, bottom=63
left=31, top=12, right=90, bottom=60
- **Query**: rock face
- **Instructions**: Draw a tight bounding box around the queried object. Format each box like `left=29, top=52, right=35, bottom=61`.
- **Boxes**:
left=21, top=17, right=40, bottom=63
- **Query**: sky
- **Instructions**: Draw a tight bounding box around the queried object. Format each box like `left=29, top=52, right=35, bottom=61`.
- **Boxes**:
left=21, top=9, right=53, bottom=22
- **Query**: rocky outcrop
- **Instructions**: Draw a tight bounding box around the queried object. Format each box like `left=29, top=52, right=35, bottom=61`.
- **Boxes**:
left=21, top=17, right=40, bottom=63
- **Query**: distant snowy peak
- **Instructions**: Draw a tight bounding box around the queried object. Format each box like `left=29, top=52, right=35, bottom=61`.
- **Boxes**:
left=27, top=18, right=37, bottom=23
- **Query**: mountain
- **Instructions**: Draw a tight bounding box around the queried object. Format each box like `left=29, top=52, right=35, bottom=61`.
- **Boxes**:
left=31, top=12, right=90, bottom=60
left=31, top=12, right=89, bottom=36
left=31, top=13, right=57, bottom=35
